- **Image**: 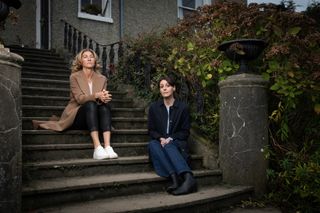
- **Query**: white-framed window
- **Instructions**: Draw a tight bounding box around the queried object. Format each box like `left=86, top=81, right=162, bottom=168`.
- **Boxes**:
left=78, top=0, right=113, bottom=23
left=177, top=0, right=212, bottom=19
left=247, top=0, right=310, bottom=12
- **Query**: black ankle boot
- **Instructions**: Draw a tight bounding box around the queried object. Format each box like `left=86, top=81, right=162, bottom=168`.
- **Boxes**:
left=171, top=172, right=197, bottom=195
left=166, top=173, right=180, bottom=193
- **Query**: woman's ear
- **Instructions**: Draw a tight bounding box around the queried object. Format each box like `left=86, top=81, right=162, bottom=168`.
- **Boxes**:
left=173, top=86, right=176, bottom=91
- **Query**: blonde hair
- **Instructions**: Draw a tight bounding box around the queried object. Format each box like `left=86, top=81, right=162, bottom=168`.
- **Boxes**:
left=71, top=49, right=102, bottom=73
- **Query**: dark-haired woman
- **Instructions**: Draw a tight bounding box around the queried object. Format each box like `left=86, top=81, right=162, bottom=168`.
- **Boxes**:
left=33, top=49, right=118, bottom=160
left=148, top=76, right=197, bottom=195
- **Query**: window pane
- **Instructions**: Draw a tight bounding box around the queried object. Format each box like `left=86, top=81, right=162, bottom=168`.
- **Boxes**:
left=81, top=0, right=90, bottom=5
left=182, top=0, right=195, bottom=8
left=92, top=0, right=102, bottom=6
left=182, top=8, right=195, bottom=17
left=81, top=0, right=102, bottom=15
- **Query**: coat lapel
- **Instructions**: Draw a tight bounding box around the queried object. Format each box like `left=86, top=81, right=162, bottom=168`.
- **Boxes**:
left=92, top=72, right=106, bottom=93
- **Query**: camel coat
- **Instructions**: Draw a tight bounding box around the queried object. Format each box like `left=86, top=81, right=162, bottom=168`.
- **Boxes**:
left=33, top=71, right=107, bottom=131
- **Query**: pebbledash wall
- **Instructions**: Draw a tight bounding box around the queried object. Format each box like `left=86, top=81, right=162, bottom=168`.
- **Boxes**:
left=122, top=0, right=177, bottom=38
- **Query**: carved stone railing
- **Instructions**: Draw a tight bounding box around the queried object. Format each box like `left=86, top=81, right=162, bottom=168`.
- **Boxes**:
left=61, top=19, right=124, bottom=77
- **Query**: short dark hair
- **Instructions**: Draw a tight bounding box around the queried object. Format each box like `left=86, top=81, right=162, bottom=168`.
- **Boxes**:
left=158, top=75, right=176, bottom=87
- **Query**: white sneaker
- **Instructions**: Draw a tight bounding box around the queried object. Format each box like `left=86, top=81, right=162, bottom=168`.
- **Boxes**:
left=105, top=146, right=118, bottom=159
left=93, top=145, right=109, bottom=160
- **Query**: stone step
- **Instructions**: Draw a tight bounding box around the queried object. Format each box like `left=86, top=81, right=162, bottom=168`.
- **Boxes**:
left=22, top=70, right=70, bottom=80
left=22, top=55, right=68, bottom=64
left=23, top=116, right=147, bottom=130
left=22, top=95, right=133, bottom=107
left=22, top=142, right=148, bottom=161
left=22, top=77, right=69, bottom=88
left=32, top=184, right=253, bottom=213
left=22, top=130, right=149, bottom=144
left=22, top=155, right=204, bottom=180
left=22, top=65, right=70, bottom=74
left=43, top=185, right=251, bottom=213
left=22, top=61, right=69, bottom=69
left=8, top=46, right=59, bottom=56
left=21, top=86, right=126, bottom=97
left=22, top=170, right=225, bottom=211
left=22, top=105, right=145, bottom=117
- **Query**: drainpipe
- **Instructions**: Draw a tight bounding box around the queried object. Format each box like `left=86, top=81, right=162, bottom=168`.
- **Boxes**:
left=119, top=0, right=124, bottom=40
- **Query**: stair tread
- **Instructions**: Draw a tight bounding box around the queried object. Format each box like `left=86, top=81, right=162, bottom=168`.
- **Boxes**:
left=22, top=66, right=69, bottom=72
left=23, top=116, right=146, bottom=121
left=22, top=70, right=69, bottom=76
left=24, top=154, right=202, bottom=167
left=22, top=106, right=145, bottom=112
left=21, top=86, right=126, bottom=93
left=22, top=77, right=70, bottom=84
left=23, top=142, right=148, bottom=150
left=34, top=184, right=252, bottom=213
left=22, top=169, right=221, bottom=194
left=22, top=129, right=147, bottom=134
left=22, top=95, right=133, bottom=102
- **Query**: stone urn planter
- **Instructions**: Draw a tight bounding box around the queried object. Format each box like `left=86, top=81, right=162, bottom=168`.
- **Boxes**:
left=218, top=39, right=267, bottom=74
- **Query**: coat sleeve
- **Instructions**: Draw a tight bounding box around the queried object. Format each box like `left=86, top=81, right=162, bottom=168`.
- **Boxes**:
left=170, top=105, right=190, bottom=141
left=147, top=104, right=163, bottom=140
left=70, top=74, right=97, bottom=105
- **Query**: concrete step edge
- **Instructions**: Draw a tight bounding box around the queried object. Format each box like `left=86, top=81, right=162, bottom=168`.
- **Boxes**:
left=22, top=106, right=144, bottom=111
left=23, top=61, right=68, bottom=68
left=22, top=129, right=148, bottom=135
left=22, top=66, right=69, bottom=72
left=22, top=70, right=69, bottom=77
left=22, top=116, right=146, bottom=121
left=22, top=96, right=133, bottom=102
left=22, top=77, right=70, bottom=84
left=23, top=142, right=148, bottom=150
left=35, top=185, right=253, bottom=213
left=22, top=170, right=221, bottom=195
left=21, top=86, right=127, bottom=94
left=23, top=155, right=202, bottom=168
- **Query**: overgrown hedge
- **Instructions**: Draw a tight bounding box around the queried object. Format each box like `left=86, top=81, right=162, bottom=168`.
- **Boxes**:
left=117, top=2, right=320, bottom=212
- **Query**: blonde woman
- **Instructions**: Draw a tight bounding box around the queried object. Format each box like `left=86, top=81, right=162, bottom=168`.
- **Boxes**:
left=33, top=49, right=118, bottom=160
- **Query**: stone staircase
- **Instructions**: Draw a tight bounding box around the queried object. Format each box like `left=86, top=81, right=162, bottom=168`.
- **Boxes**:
left=9, top=46, right=254, bottom=212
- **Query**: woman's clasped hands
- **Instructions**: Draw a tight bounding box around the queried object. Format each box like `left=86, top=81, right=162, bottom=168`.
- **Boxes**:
left=160, top=137, right=173, bottom=147
left=96, top=89, right=112, bottom=103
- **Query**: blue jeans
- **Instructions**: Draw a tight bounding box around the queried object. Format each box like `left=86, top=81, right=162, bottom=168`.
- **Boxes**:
left=148, top=139, right=191, bottom=177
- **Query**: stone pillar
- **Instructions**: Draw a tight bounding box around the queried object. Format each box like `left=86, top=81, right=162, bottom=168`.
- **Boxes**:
left=218, top=73, right=268, bottom=196
left=0, top=47, right=24, bottom=212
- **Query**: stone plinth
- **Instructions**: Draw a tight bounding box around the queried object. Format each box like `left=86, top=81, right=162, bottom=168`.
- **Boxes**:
left=218, top=73, right=268, bottom=196
left=0, top=48, right=23, bottom=212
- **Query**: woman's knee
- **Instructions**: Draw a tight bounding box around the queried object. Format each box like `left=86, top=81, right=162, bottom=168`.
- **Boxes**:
left=148, top=140, right=161, bottom=152
left=83, top=101, right=97, bottom=111
left=98, top=104, right=111, bottom=115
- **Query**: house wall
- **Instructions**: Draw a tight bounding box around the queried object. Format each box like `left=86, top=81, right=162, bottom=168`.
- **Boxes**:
left=0, top=0, right=37, bottom=47
left=123, top=0, right=177, bottom=39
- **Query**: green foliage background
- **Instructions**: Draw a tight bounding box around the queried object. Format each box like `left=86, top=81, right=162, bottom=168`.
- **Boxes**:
left=117, top=2, right=320, bottom=211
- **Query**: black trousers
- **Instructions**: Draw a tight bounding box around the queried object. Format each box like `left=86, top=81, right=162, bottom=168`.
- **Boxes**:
left=69, top=101, right=112, bottom=132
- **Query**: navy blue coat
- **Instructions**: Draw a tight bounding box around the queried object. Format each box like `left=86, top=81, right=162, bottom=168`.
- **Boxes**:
left=148, top=99, right=190, bottom=141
